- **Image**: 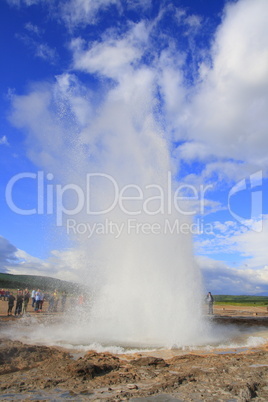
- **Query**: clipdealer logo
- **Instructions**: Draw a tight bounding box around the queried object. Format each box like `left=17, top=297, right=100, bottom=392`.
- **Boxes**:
left=228, top=171, right=263, bottom=232
left=65, top=217, right=214, bottom=238
left=5, top=171, right=212, bottom=226
left=6, top=170, right=263, bottom=235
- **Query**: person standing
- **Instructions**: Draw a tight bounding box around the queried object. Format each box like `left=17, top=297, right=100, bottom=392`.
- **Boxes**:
left=22, top=288, right=30, bottom=315
left=7, top=292, right=16, bottom=316
left=0, top=289, right=5, bottom=301
left=35, top=289, right=41, bottom=311
left=39, top=290, right=44, bottom=311
left=31, top=289, right=36, bottom=308
left=48, top=292, right=54, bottom=312
left=15, top=290, right=23, bottom=316
left=61, top=291, right=67, bottom=312
left=53, top=289, right=59, bottom=312
left=206, top=292, right=214, bottom=315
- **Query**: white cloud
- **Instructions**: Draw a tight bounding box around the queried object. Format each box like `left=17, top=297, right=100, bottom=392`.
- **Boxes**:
left=0, top=236, right=18, bottom=264
left=8, top=75, right=95, bottom=183
left=194, top=215, right=268, bottom=294
left=24, top=22, right=42, bottom=35
left=197, top=255, right=268, bottom=295
left=126, top=0, right=151, bottom=11
left=231, top=216, right=268, bottom=268
left=7, top=248, right=88, bottom=283
left=71, top=37, right=140, bottom=80
left=35, top=43, right=58, bottom=62
left=9, top=83, right=65, bottom=172
left=184, top=14, right=202, bottom=29
left=16, top=33, right=58, bottom=64
left=175, top=8, right=186, bottom=22
left=6, top=0, right=151, bottom=28
left=71, top=21, right=149, bottom=80
left=6, top=0, right=49, bottom=6
left=0, top=235, right=97, bottom=284
left=180, top=0, right=268, bottom=170
left=60, top=0, right=151, bottom=28
left=174, top=7, right=203, bottom=30
left=8, top=0, right=268, bottom=185
left=195, top=218, right=255, bottom=257
left=157, top=47, right=186, bottom=140
left=0, top=135, right=9, bottom=146
left=61, top=0, right=120, bottom=27
left=175, top=142, right=210, bottom=162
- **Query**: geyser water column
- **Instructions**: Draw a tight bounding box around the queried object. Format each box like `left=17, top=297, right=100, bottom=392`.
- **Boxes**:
left=86, top=208, right=204, bottom=347
left=62, top=81, right=206, bottom=348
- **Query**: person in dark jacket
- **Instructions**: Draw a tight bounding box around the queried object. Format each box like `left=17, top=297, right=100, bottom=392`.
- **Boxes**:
left=22, top=288, right=30, bottom=315
left=15, top=290, right=23, bottom=316
left=7, top=292, right=16, bottom=316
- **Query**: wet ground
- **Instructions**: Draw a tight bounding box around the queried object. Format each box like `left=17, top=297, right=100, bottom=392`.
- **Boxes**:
left=0, top=302, right=268, bottom=401
left=0, top=335, right=268, bottom=401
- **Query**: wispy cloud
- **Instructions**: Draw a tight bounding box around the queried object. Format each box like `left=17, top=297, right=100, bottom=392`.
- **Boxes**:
left=16, top=33, right=58, bottom=64
left=184, top=14, right=203, bottom=28
left=60, top=0, right=120, bottom=28
left=195, top=215, right=268, bottom=272
left=35, top=43, right=58, bottom=62
left=60, top=0, right=151, bottom=28
left=5, top=0, right=49, bottom=6
left=24, top=22, right=42, bottom=35
left=0, top=136, right=9, bottom=146
left=70, top=22, right=149, bottom=80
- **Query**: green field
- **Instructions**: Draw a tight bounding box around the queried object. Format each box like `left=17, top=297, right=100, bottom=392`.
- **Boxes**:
left=214, top=295, right=268, bottom=306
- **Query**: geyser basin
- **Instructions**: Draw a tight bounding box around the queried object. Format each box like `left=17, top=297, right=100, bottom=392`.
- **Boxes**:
left=1, top=315, right=268, bottom=356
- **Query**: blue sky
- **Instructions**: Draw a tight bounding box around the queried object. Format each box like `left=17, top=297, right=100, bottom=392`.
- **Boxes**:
left=1, top=0, right=268, bottom=295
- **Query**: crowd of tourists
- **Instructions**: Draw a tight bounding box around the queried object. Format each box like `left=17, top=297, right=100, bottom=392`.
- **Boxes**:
left=0, top=288, right=68, bottom=317
left=2, top=288, right=214, bottom=316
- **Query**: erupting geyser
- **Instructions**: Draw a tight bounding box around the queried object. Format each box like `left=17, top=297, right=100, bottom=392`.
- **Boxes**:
left=51, top=74, right=207, bottom=348
left=11, top=74, right=208, bottom=348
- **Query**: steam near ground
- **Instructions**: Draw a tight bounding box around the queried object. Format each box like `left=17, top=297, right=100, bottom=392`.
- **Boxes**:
left=1, top=308, right=268, bottom=355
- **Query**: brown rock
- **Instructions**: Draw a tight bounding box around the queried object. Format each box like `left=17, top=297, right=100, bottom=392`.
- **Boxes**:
left=130, top=356, right=167, bottom=367
left=67, top=352, right=121, bottom=379
left=127, top=384, right=138, bottom=389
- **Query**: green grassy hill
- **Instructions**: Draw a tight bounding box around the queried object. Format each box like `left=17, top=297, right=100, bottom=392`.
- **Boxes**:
left=214, top=295, right=268, bottom=306
left=0, top=272, right=80, bottom=293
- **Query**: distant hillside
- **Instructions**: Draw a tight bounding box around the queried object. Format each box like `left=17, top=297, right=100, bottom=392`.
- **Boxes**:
left=214, top=294, right=268, bottom=306
left=0, top=272, right=81, bottom=293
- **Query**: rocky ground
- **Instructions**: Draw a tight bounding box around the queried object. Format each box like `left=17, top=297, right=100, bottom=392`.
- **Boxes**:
left=0, top=302, right=268, bottom=401
left=0, top=336, right=268, bottom=401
